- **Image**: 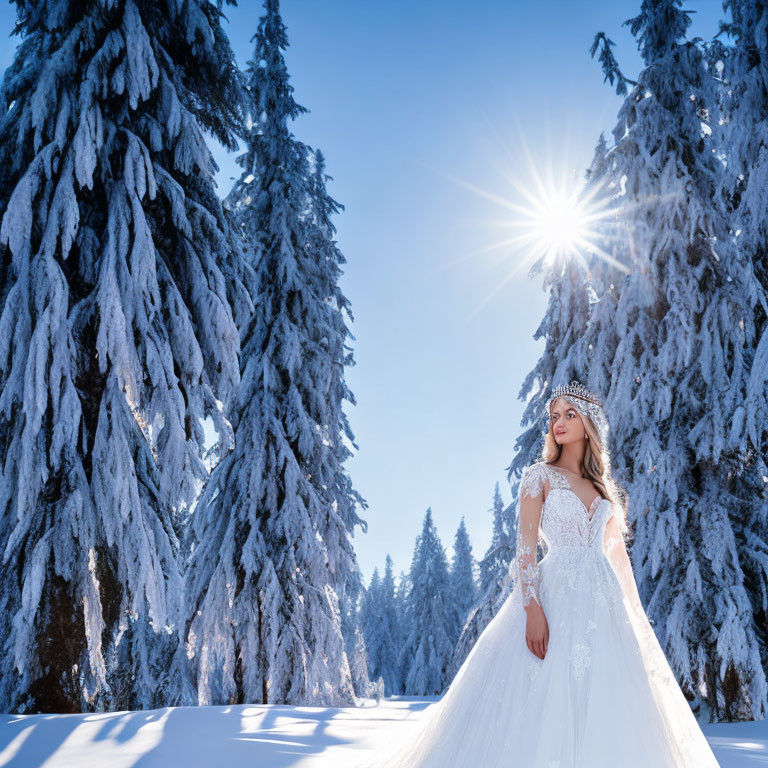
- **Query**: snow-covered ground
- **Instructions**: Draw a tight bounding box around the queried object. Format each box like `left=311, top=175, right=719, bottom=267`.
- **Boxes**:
left=0, top=696, right=762, bottom=767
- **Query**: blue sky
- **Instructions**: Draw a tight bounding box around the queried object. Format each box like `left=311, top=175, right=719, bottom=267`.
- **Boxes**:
left=0, top=1, right=722, bottom=585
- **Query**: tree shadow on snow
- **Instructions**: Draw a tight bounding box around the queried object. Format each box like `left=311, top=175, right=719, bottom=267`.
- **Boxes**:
left=128, top=703, right=358, bottom=768
left=702, top=721, right=768, bottom=768
left=0, top=713, right=84, bottom=768
left=0, top=698, right=441, bottom=768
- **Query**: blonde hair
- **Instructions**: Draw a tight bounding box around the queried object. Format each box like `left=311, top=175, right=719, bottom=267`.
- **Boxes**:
left=542, top=397, right=630, bottom=537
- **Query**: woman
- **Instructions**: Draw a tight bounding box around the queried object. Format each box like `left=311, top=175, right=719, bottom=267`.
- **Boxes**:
left=355, top=381, right=720, bottom=767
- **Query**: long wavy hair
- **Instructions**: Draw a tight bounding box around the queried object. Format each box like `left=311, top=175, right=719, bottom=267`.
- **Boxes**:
left=541, top=398, right=630, bottom=537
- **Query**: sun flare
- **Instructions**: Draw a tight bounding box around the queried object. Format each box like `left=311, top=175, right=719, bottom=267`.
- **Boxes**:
left=502, top=164, right=626, bottom=276
left=427, top=122, right=632, bottom=317
left=528, top=188, right=592, bottom=260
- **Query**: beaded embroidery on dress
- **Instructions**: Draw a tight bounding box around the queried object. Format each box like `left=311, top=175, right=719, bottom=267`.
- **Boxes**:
left=354, top=460, right=720, bottom=768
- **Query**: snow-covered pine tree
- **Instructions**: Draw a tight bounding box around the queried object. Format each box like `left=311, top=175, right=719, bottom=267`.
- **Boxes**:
left=708, top=0, right=768, bottom=699
left=338, top=566, right=378, bottom=699
left=448, top=518, right=477, bottom=645
left=377, top=555, right=404, bottom=695
left=394, top=569, right=410, bottom=692
left=591, top=0, right=767, bottom=720
left=478, top=483, right=512, bottom=594
left=401, top=508, right=454, bottom=695
left=342, top=567, right=383, bottom=701
left=358, top=565, right=394, bottom=699
left=0, top=0, right=246, bottom=712
left=181, top=0, right=366, bottom=707
left=448, top=485, right=516, bottom=679
left=578, top=132, right=629, bottom=402
left=348, top=624, right=384, bottom=702
left=360, top=568, right=384, bottom=680
left=303, top=147, right=368, bottom=599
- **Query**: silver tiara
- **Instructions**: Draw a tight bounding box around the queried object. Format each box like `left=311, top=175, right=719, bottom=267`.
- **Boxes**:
left=544, top=380, right=609, bottom=445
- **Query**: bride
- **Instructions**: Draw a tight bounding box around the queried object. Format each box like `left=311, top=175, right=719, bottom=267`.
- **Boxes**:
left=354, top=381, right=721, bottom=767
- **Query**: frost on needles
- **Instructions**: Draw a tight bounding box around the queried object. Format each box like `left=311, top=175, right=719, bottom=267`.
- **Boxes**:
left=0, top=0, right=247, bottom=712
left=180, top=0, right=368, bottom=707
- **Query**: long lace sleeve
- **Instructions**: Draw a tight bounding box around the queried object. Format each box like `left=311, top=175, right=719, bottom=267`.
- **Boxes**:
left=514, top=463, right=546, bottom=608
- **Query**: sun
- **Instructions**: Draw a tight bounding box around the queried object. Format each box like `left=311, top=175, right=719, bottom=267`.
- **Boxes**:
left=508, top=172, right=628, bottom=274
left=423, top=121, right=631, bottom=317
left=482, top=142, right=629, bottom=277
left=527, top=187, right=593, bottom=261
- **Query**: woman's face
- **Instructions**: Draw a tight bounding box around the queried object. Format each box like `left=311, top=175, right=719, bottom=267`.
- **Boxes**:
left=549, top=397, right=586, bottom=445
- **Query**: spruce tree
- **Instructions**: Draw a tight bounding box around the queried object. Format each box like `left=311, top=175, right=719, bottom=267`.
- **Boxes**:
left=338, top=566, right=378, bottom=699
left=378, top=555, right=403, bottom=695
left=579, top=132, right=628, bottom=402
left=303, top=148, right=368, bottom=598
left=0, top=0, right=245, bottom=712
left=181, top=0, right=365, bottom=706
left=360, top=568, right=384, bottom=682
left=449, top=486, right=516, bottom=680
left=478, top=483, right=512, bottom=594
left=401, top=509, right=454, bottom=695
left=590, top=0, right=767, bottom=720
left=715, top=0, right=768, bottom=695
left=394, top=569, right=410, bottom=693
left=360, top=557, right=403, bottom=696
left=448, top=518, right=477, bottom=644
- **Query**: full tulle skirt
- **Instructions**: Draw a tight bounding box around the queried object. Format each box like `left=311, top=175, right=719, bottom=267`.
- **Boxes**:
left=354, top=547, right=720, bottom=768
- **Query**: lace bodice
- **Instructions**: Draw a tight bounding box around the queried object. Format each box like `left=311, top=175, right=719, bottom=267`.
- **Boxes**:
left=514, top=461, right=614, bottom=607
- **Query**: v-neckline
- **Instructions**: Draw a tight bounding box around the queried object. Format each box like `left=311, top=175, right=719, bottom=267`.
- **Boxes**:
left=544, top=464, right=603, bottom=522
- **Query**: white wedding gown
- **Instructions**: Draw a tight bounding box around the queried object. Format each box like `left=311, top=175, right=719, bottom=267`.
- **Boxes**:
left=354, top=461, right=721, bottom=768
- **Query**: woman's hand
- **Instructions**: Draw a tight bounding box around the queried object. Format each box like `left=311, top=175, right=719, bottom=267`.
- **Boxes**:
left=525, top=600, right=549, bottom=660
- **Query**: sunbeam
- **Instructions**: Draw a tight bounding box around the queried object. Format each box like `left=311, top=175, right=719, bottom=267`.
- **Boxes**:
left=418, top=117, right=632, bottom=319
